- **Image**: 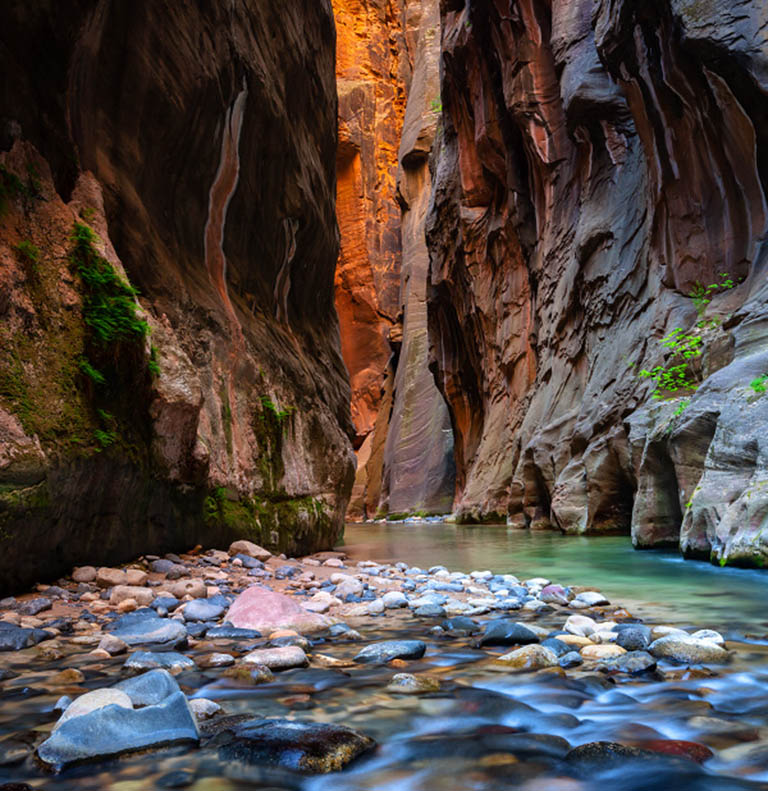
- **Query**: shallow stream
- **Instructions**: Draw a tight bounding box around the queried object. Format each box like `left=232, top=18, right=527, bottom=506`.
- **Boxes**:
left=1, top=524, right=767, bottom=791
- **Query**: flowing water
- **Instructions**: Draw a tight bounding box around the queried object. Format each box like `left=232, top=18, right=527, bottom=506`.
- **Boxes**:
left=2, top=525, right=768, bottom=791
left=342, top=523, right=768, bottom=634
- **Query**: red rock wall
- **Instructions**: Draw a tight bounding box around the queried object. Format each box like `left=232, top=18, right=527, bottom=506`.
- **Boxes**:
left=428, top=0, right=768, bottom=564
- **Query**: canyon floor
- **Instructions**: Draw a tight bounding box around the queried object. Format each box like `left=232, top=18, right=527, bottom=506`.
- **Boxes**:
left=1, top=538, right=767, bottom=790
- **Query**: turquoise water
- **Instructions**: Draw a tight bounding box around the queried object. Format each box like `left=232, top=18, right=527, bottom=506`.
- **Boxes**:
left=341, top=523, right=768, bottom=634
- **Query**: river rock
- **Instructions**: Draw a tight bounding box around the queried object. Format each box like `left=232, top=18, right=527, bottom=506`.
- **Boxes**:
left=355, top=640, right=427, bottom=663
left=691, top=629, right=725, bottom=645
left=106, top=612, right=188, bottom=649
left=477, top=620, right=539, bottom=647
left=573, top=591, right=609, bottom=607
left=124, top=651, right=196, bottom=674
left=441, top=617, right=479, bottom=634
left=114, top=669, right=181, bottom=706
left=648, top=635, right=729, bottom=664
left=54, top=688, right=133, bottom=730
left=540, top=584, right=569, bottom=605
left=18, top=597, right=52, bottom=616
left=242, top=646, right=309, bottom=670
left=497, top=644, right=558, bottom=671
left=601, top=651, right=657, bottom=675
left=218, top=718, right=375, bottom=772
left=226, top=586, right=332, bottom=634
left=559, top=651, right=583, bottom=668
left=0, top=622, right=51, bottom=650
left=96, top=567, right=127, bottom=587
left=564, top=615, right=597, bottom=636
left=415, top=604, right=446, bottom=618
left=616, top=625, right=651, bottom=651
left=72, top=566, right=97, bottom=583
left=387, top=673, right=441, bottom=693
left=302, top=592, right=338, bottom=614
left=110, top=586, right=154, bottom=606
left=382, top=591, right=408, bottom=609
left=96, top=634, right=128, bottom=656
left=581, top=644, right=626, bottom=660
left=38, top=689, right=198, bottom=769
left=228, top=540, right=272, bottom=562
left=540, top=637, right=571, bottom=657
left=566, top=741, right=652, bottom=768
left=167, top=579, right=207, bottom=599
left=183, top=599, right=225, bottom=622
left=207, top=625, right=263, bottom=639
left=124, top=569, right=148, bottom=586
left=333, top=575, right=364, bottom=599
left=189, top=698, right=221, bottom=721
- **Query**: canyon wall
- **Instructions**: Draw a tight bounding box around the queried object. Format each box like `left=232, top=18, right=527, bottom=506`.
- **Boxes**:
left=0, top=0, right=354, bottom=593
left=428, top=0, right=768, bottom=565
left=333, top=0, right=455, bottom=518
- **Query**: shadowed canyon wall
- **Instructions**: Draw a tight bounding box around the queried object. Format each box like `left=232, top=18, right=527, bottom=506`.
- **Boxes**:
left=333, top=0, right=455, bottom=518
left=0, top=0, right=354, bottom=593
left=427, top=0, right=768, bottom=565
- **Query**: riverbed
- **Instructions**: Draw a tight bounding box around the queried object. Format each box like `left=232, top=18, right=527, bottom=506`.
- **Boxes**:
left=1, top=527, right=767, bottom=791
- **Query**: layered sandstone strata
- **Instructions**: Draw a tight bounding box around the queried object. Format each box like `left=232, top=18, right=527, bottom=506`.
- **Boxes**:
left=0, top=0, right=354, bottom=593
left=427, top=0, right=768, bottom=564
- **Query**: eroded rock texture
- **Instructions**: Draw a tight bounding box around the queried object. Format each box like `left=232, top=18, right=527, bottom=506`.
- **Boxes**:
left=333, top=0, right=455, bottom=518
left=0, top=0, right=354, bottom=593
left=428, top=0, right=768, bottom=564
left=333, top=0, right=408, bottom=519
left=380, top=0, right=456, bottom=515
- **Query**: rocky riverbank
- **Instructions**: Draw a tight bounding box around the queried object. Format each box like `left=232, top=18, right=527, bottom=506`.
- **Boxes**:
left=1, top=543, right=767, bottom=789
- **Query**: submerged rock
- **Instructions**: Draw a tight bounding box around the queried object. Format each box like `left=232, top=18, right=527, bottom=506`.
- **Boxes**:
left=242, top=646, right=309, bottom=670
left=106, top=612, right=188, bottom=649
left=124, top=651, right=196, bottom=674
left=566, top=741, right=652, bottom=768
left=218, top=718, right=375, bottom=772
left=355, top=640, right=427, bottom=663
left=387, top=673, right=441, bottom=694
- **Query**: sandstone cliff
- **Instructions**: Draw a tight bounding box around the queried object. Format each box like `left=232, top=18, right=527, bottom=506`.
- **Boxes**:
left=0, top=0, right=354, bottom=593
left=333, top=0, right=455, bottom=518
left=427, top=0, right=768, bottom=565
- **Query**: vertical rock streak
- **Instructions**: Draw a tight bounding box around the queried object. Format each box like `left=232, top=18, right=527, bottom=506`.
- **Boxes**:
left=204, top=80, right=248, bottom=351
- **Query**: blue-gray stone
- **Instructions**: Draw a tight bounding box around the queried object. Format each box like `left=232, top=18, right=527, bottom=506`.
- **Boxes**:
left=441, top=617, right=479, bottom=634
left=478, top=620, right=539, bottom=647
left=18, top=597, right=52, bottom=616
left=541, top=638, right=572, bottom=657
left=183, top=600, right=224, bottom=622
left=115, top=668, right=181, bottom=705
left=108, top=613, right=187, bottom=648
left=233, top=553, right=263, bottom=569
left=414, top=604, right=446, bottom=618
left=0, top=622, right=52, bottom=651
left=355, top=640, right=427, bottom=663
left=37, top=691, right=199, bottom=769
left=601, top=651, right=657, bottom=675
left=493, top=598, right=523, bottom=610
left=186, top=623, right=208, bottom=638
left=124, top=652, right=196, bottom=674
left=206, top=625, right=262, bottom=640
left=615, top=625, right=651, bottom=652
left=151, top=597, right=181, bottom=613
left=559, top=651, right=584, bottom=668
left=150, top=559, right=175, bottom=574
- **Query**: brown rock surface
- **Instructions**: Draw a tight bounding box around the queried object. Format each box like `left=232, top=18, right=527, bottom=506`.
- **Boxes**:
left=0, top=1, right=353, bottom=594
left=332, top=0, right=410, bottom=518
left=426, top=0, right=768, bottom=563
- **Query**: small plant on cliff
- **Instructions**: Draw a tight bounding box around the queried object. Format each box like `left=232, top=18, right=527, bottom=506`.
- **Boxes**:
left=260, top=396, right=295, bottom=425
left=70, top=222, right=150, bottom=345
left=689, top=273, right=738, bottom=317
left=148, top=345, right=161, bottom=378
left=78, top=357, right=106, bottom=386
left=638, top=327, right=703, bottom=399
left=430, top=97, right=443, bottom=114
left=750, top=374, right=768, bottom=395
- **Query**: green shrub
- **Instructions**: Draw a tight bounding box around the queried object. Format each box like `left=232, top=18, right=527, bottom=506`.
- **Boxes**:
left=638, top=328, right=702, bottom=399
left=78, top=357, right=106, bottom=386
left=689, top=273, right=738, bottom=316
left=750, top=375, right=768, bottom=395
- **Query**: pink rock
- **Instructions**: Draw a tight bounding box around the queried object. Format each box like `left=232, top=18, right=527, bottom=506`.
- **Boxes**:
left=226, top=586, right=332, bottom=634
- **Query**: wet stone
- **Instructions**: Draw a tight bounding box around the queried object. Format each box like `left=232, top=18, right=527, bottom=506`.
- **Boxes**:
left=600, top=651, right=657, bottom=675
left=183, top=599, right=225, bottom=622
left=616, top=624, right=651, bottom=651
left=242, top=646, right=309, bottom=670
left=477, top=620, right=540, bottom=647
left=441, top=616, right=479, bottom=634
left=124, top=651, right=196, bottom=674
left=207, top=625, right=262, bottom=640
left=217, top=718, right=375, bottom=773
left=18, top=597, right=52, bottom=616
left=0, top=622, right=51, bottom=651
left=415, top=604, right=446, bottom=618
left=649, top=635, right=729, bottom=664
left=355, top=640, right=427, bottom=663
left=106, top=612, right=188, bottom=649
left=114, top=669, right=183, bottom=706
left=559, top=651, right=583, bottom=669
